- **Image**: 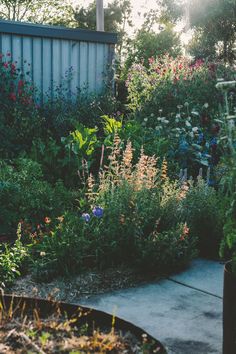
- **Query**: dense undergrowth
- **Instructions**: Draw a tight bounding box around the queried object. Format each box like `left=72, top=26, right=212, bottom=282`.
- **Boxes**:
left=0, top=52, right=235, bottom=287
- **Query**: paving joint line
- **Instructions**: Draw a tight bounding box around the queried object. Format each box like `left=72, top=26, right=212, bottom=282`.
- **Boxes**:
left=167, top=278, right=223, bottom=299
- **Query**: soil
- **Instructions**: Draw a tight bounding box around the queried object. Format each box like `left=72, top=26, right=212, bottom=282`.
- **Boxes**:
left=7, top=267, right=161, bottom=304
left=0, top=307, right=154, bottom=353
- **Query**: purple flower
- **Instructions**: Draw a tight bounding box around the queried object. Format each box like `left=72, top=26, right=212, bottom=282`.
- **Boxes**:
left=82, top=213, right=91, bottom=223
left=92, top=206, right=104, bottom=218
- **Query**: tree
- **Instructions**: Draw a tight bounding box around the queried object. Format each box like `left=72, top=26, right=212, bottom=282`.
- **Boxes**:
left=123, top=24, right=182, bottom=75
left=73, top=0, right=132, bottom=56
left=188, top=0, right=236, bottom=63
left=159, top=0, right=236, bottom=64
left=0, top=0, right=74, bottom=26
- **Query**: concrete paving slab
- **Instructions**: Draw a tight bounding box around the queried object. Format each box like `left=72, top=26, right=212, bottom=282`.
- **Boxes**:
left=80, top=259, right=224, bottom=354
left=169, top=258, right=224, bottom=298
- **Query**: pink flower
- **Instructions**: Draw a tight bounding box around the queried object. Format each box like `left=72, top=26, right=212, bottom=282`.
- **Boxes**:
left=148, top=57, right=155, bottom=65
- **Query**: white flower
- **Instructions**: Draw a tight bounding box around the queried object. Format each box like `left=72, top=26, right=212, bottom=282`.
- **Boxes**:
left=144, top=118, right=148, bottom=122
left=203, top=103, right=209, bottom=108
left=40, top=252, right=46, bottom=257
left=192, top=127, right=199, bottom=133
left=185, top=121, right=192, bottom=128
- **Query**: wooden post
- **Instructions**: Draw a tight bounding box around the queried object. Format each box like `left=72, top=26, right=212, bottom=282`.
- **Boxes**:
left=96, top=0, right=104, bottom=32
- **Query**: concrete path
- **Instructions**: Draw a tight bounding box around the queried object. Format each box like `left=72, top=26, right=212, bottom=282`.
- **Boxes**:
left=80, top=259, right=224, bottom=354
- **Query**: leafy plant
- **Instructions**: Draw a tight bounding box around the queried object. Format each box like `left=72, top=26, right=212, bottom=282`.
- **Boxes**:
left=0, top=54, right=42, bottom=158
left=181, top=178, right=225, bottom=258
left=0, top=158, right=72, bottom=236
left=0, top=235, right=28, bottom=287
left=217, top=81, right=236, bottom=272
left=127, top=54, right=233, bottom=117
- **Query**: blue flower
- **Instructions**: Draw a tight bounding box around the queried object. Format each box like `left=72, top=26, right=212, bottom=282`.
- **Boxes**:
left=210, top=137, right=217, bottom=146
left=82, top=213, right=91, bottom=223
left=92, top=206, right=104, bottom=218
left=197, top=133, right=204, bottom=144
left=179, top=139, right=189, bottom=153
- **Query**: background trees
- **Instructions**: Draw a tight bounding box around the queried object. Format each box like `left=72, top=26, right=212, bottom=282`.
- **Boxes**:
left=188, top=0, right=236, bottom=64
left=0, top=0, right=74, bottom=25
left=73, top=0, right=132, bottom=56
left=159, top=0, right=236, bottom=64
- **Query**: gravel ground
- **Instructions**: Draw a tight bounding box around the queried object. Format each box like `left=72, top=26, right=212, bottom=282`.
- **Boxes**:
left=7, top=267, right=161, bottom=303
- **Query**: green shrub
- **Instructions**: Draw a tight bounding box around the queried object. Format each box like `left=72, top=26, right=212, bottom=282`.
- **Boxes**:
left=127, top=55, right=233, bottom=119
left=29, top=213, right=90, bottom=280
left=135, top=223, right=197, bottom=273
left=217, top=81, right=236, bottom=271
left=0, top=158, right=72, bottom=236
left=0, top=236, right=28, bottom=287
left=0, top=55, right=43, bottom=158
left=29, top=141, right=197, bottom=280
left=181, top=178, right=225, bottom=258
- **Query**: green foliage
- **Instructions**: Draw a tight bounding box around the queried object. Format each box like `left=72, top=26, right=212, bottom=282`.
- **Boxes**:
left=127, top=55, right=229, bottom=117
left=160, top=0, right=236, bottom=64
left=124, top=25, right=181, bottom=74
left=62, top=124, right=98, bottom=157
left=0, top=158, right=72, bottom=235
left=0, top=0, right=74, bottom=26
left=29, top=213, right=91, bottom=280
left=74, top=0, right=132, bottom=32
left=73, top=0, right=132, bottom=54
left=0, top=237, right=28, bottom=287
left=0, top=56, right=42, bottom=158
left=217, top=81, right=236, bottom=271
left=136, top=223, right=197, bottom=272
left=181, top=178, right=225, bottom=258
left=30, top=143, right=197, bottom=280
left=188, top=0, right=236, bottom=64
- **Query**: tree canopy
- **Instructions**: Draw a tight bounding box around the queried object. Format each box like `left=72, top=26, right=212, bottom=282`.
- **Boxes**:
left=0, top=0, right=74, bottom=25
left=159, top=0, right=236, bottom=63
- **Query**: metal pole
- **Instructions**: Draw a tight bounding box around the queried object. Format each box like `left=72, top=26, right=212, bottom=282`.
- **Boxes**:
left=96, top=0, right=104, bottom=31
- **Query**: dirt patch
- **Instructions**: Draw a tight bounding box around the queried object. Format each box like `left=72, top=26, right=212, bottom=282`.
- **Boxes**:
left=7, top=267, right=161, bottom=303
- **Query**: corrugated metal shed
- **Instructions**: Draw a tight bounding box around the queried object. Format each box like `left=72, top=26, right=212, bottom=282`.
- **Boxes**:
left=0, top=20, right=117, bottom=101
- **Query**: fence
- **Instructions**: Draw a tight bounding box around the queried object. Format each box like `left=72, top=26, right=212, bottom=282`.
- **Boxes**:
left=0, top=20, right=117, bottom=101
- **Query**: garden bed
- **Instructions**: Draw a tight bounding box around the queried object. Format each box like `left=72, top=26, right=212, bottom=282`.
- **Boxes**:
left=0, top=294, right=166, bottom=353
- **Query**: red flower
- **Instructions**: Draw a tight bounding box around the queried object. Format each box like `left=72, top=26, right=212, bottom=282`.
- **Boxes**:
left=18, top=80, right=24, bottom=88
left=9, top=92, right=16, bottom=101
left=44, top=217, right=51, bottom=224
left=3, top=62, right=8, bottom=68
